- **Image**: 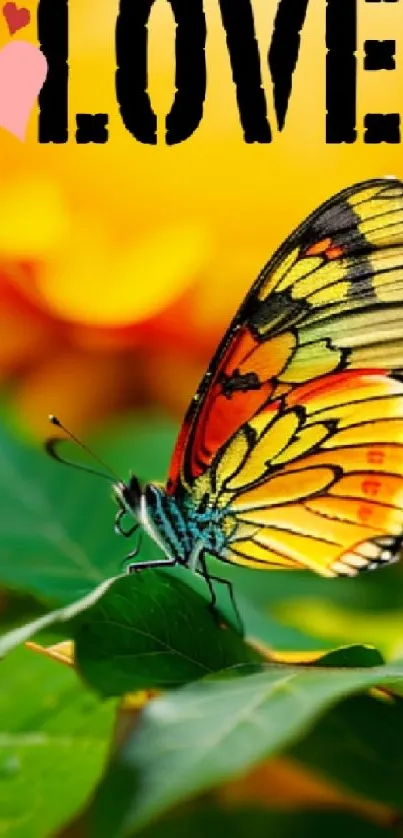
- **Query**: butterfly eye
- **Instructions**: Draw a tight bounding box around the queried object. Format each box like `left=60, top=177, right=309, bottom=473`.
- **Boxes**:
left=123, top=476, right=142, bottom=510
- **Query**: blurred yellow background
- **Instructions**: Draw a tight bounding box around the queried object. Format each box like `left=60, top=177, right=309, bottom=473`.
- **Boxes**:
left=1, top=0, right=403, bottom=438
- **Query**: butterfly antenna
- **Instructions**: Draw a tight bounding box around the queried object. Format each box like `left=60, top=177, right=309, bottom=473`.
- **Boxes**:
left=46, top=415, right=121, bottom=483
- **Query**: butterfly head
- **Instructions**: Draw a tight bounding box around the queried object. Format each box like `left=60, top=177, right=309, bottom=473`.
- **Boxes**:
left=113, top=478, right=180, bottom=562
left=113, top=475, right=142, bottom=516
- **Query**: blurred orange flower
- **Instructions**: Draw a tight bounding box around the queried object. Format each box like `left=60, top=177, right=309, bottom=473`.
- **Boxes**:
left=1, top=0, right=403, bottom=436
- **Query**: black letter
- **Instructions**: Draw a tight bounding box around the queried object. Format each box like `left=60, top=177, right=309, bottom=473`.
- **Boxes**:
left=218, top=0, right=272, bottom=143
left=363, top=1, right=398, bottom=143
left=38, top=0, right=68, bottom=143
left=326, top=0, right=357, bottom=143
left=268, top=0, right=310, bottom=131
left=116, top=0, right=157, bottom=145
left=116, top=0, right=206, bottom=146
left=166, top=0, right=206, bottom=145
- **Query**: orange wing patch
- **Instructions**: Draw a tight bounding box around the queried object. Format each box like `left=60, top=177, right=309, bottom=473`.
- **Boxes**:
left=304, top=238, right=344, bottom=261
left=180, top=328, right=296, bottom=484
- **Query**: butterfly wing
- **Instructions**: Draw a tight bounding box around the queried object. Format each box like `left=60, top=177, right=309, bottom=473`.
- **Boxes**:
left=202, top=370, right=403, bottom=576
left=166, top=177, right=403, bottom=576
left=168, top=178, right=403, bottom=494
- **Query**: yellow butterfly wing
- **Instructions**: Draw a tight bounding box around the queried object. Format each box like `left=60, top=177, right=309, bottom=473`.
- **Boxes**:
left=203, top=371, right=403, bottom=577
left=179, top=178, right=403, bottom=577
left=169, top=178, right=403, bottom=495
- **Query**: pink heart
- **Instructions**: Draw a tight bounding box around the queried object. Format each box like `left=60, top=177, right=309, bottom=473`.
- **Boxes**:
left=2, top=2, right=30, bottom=35
left=0, top=41, right=48, bottom=141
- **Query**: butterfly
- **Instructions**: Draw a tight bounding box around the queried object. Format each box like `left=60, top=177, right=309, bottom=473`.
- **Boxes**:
left=52, top=177, right=403, bottom=625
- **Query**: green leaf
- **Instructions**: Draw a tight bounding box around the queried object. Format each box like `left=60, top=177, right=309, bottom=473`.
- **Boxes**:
left=0, top=588, right=47, bottom=633
left=0, top=418, right=180, bottom=653
left=0, top=416, right=178, bottom=607
left=0, top=421, right=121, bottom=605
left=288, top=692, right=403, bottom=809
left=86, top=659, right=403, bottom=836
left=313, top=644, right=385, bottom=668
left=0, top=646, right=115, bottom=838
left=0, top=575, right=120, bottom=657
left=73, top=573, right=262, bottom=696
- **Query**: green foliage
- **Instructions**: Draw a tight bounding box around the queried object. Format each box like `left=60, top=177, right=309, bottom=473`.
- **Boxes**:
left=0, top=647, right=115, bottom=838
left=1, top=415, right=403, bottom=837
left=86, top=658, right=403, bottom=836
left=0, top=420, right=119, bottom=604
left=73, top=573, right=262, bottom=695
left=288, top=692, right=403, bottom=809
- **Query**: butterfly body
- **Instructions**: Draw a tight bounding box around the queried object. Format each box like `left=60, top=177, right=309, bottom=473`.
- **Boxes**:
left=114, top=177, right=403, bottom=591
left=115, top=479, right=237, bottom=569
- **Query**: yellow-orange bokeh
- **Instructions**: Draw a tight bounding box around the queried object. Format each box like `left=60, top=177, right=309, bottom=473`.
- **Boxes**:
left=1, top=0, right=403, bottom=431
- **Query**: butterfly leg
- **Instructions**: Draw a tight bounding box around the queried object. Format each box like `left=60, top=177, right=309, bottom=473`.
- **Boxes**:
left=198, top=552, right=244, bottom=636
left=126, top=556, right=177, bottom=573
left=115, top=507, right=139, bottom=538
